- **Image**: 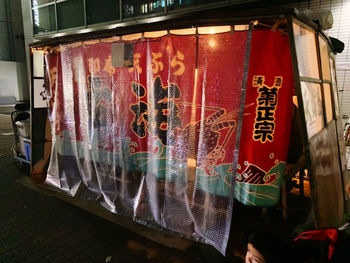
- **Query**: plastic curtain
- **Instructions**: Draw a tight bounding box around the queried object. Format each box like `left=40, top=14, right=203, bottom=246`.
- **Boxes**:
left=44, top=28, right=294, bottom=254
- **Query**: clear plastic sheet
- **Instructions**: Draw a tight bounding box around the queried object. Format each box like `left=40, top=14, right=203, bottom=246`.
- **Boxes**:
left=44, top=28, right=294, bottom=254
left=45, top=30, right=250, bottom=254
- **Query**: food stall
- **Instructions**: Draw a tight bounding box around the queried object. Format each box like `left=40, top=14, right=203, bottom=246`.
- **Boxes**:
left=29, top=8, right=348, bottom=255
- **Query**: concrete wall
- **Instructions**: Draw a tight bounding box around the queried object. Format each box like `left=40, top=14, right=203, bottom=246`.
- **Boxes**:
left=0, top=0, right=10, bottom=61
left=0, top=0, right=29, bottom=102
left=0, top=0, right=26, bottom=62
left=0, top=61, right=26, bottom=101
left=21, top=0, right=35, bottom=103
left=7, top=0, right=26, bottom=62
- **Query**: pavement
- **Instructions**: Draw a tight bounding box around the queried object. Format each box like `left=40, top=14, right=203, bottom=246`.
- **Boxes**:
left=0, top=108, right=242, bottom=262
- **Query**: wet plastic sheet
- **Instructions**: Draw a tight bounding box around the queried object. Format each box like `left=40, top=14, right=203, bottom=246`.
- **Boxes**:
left=44, top=28, right=294, bottom=254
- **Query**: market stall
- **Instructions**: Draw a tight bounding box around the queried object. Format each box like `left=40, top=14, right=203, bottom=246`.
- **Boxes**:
left=30, top=9, right=348, bottom=254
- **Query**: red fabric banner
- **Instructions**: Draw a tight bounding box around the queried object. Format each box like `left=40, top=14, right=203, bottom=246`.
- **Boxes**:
left=44, top=29, right=294, bottom=253
left=235, top=30, right=294, bottom=206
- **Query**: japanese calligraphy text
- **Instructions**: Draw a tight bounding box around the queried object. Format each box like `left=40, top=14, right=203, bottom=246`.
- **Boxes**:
left=252, top=75, right=282, bottom=143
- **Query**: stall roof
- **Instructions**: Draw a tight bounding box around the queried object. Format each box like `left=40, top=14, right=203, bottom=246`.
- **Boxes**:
left=30, top=7, right=323, bottom=49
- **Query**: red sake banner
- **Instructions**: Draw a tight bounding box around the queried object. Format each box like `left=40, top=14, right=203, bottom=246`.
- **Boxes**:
left=235, top=30, right=294, bottom=206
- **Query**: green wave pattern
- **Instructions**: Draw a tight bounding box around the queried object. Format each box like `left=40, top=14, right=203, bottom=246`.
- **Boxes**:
left=53, top=131, right=284, bottom=206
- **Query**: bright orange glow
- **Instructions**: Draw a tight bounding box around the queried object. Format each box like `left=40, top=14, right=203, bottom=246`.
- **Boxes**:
left=83, top=39, right=100, bottom=46
left=101, top=36, right=120, bottom=43
left=144, top=31, right=167, bottom=38
left=170, top=28, right=196, bottom=35
left=122, top=33, right=142, bottom=40
left=187, top=68, right=199, bottom=182
left=198, top=26, right=230, bottom=34
left=187, top=158, right=197, bottom=168
left=234, top=24, right=250, bottom=31
left=190, top=68, right=199, bottom=123
left=208, top=38, right=217, bottom=49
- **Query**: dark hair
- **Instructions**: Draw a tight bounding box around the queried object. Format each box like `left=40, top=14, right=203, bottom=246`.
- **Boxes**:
left=246, top=224, right=292, bottom=263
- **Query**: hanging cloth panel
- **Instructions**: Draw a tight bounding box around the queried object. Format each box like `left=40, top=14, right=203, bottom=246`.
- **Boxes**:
left=235, top=30, right=294, bottom=206
left=44, top=29, right=251, bottom=254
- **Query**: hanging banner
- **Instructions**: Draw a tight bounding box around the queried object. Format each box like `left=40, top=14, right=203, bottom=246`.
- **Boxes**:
left=235, top=30, right=294, bottom=206
left=44, top=29, right=293, bottom=254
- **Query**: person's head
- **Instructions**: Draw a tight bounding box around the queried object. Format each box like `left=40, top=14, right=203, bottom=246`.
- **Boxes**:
left=245, top=242, right=266, bottom=263
left=244, top=224, right=290, bottom=263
